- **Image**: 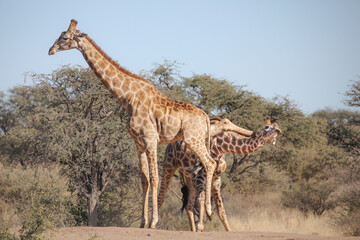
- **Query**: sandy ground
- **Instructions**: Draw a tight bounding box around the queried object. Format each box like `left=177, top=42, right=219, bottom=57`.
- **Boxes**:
left=49, top=227, right=360, bottom=240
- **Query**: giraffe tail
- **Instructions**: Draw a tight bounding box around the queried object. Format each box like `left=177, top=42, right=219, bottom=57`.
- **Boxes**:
left=180, top=185, right=189, bottom=214
left=205, top=113, right=211, bottom=153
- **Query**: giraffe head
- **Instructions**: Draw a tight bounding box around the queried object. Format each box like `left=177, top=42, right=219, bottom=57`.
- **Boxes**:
left=49, top=19, right=87, bottom=55
left=210, top=117, right=253, bottom=137
left=252, top=119, right=282, bottom=145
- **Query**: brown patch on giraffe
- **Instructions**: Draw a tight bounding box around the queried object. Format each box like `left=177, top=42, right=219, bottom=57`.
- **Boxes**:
left=93, top=51, right=102, bottom=61
left=155, top=96, right=161, bottom=103
left=231, top=136, right=237, bottom=145
left=229, top=144, right=235, bottom=152
left=236, top=138, right=244, bottom=146
left=113, top=78, right=122, bottom=89
left=97, top=58, right=108, bottom=70
left=105, top=65, right=117, bottom=77
left=121, top=78, right=131, bottom=93
left=241, top=145, right=247, bottom=154
left=97, top=69, right=105, bottom=78
left=140, top=110, right=148, bottom=119
left=131, top=82, right=141, bottom=92
left=223, top=135, right=231, bottom=144
left=183, top=159, right=190, bottom=168
left=137, top=90, right=146, bottom=101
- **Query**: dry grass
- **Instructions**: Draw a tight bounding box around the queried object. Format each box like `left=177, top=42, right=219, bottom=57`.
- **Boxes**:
left=228, top=207, right=339, bottom=236
left=224, top=192, right=340, bottom=236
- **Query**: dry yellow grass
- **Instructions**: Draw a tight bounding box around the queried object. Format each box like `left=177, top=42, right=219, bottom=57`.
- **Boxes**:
left=222, top=189, right=340, bottom=236
left=228, top=207, right=340, bottom=236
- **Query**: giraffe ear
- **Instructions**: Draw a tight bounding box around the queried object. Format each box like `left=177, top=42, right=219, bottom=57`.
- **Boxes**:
left=265, top=119, right=271, bottom=125
left=251, top=131, right=261, bottom=138
left=67, top=19, right=78, bottom=33
left=75, top=30, right=87, bottom=38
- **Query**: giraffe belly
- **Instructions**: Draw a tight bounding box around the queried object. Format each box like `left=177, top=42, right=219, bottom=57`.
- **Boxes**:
left=157, top=119, right=183, bottom=144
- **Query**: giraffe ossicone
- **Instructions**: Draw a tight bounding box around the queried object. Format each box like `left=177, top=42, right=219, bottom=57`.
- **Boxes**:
left=49, top=19, right=217, bottom=228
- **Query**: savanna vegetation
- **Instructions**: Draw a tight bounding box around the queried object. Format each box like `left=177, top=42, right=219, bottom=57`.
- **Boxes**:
left=1, top=61, right=359, bottom=239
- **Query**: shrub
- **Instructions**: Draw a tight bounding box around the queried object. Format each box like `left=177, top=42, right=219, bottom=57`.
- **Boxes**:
left=332, top=185, right=360, bottom=236
left=0, top=165, right=74, bottom=239
left=281, top=181, right=336, bottom=216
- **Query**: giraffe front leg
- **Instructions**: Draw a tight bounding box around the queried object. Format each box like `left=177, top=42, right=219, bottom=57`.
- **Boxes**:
left=194, top=170, right=206, bottom=232
left=212, top=176, right=231, bottom=231
left=200, top=152, right=216, bottom=218
left=158, top=145, right=177, bottom=210
left=138, top=152, right=150, bottom=228
left=158, top=166, right=177, bottom=210
left=197, top=191, right=205, bottom=232
left=184, top=176, right=197, bottom=231
left=146, top=142, right=159, bottom=229
left=184, top=137, right=216, bottom=219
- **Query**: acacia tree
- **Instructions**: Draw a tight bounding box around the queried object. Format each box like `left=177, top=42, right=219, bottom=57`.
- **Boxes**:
left=345, top=78, right=360, bottom=108
left=4, top=66, right=138, bottom=226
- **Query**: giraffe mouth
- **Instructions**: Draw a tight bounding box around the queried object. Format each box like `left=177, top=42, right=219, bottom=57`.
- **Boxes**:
left=271, top=134, right=278, bottom=145
left=49, top=46, right=57, bottom=55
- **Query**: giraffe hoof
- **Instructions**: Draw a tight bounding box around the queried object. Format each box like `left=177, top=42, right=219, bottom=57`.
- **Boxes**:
left=140, top=221, right=148, bottom=228
left=206, top=206, right=212, bottom=218
left=149, top=219, right=158, bottom=229
left=207, top=211, right=214, bottom=221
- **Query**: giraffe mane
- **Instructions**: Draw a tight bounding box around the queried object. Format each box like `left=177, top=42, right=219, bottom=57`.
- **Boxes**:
left=85, top=36, right=151, bottom=84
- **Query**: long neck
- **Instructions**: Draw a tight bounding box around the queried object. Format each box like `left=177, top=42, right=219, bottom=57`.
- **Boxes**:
left=211, top=133, right=266, bottom=158
left=76, top=37, right=161, bottom=111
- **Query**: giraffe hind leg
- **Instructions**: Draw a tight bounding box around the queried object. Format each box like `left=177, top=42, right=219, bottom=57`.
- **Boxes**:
left=138, top=151, right=149, bottom=228
left=212, top=176, right=231, bottom=231
left=193, top=168, right=206, bottom=231
left=184, top=176, right=197, bottom=231
left=145, top=141, right=159, bottom=229
left=158, top=166, right=177, bottom=210
left=186, top=145, right=216, bottom=218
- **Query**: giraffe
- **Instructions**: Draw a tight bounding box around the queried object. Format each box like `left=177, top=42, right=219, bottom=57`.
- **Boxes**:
left=157, top=117, right=253, bottom=210
left=158, top=119, right=281, bottom=231
left=48, top=19, right=216, bottom=228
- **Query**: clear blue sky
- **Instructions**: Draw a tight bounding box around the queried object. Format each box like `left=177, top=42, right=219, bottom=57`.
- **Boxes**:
left=1, top=0, right=359, bottom=114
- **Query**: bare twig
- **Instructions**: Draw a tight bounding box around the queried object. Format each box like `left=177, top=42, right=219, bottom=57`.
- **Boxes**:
left=169, top=188, right=182, bottom=200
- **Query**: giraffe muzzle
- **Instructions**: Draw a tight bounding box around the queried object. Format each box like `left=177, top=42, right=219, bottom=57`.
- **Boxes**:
left=48, top=46, right=58, bottom=55
left=271, top=134, right=278, bottom=145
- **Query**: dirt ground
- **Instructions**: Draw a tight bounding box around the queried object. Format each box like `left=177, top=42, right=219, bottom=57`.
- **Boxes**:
left=49, top=227, right=360, bottom=240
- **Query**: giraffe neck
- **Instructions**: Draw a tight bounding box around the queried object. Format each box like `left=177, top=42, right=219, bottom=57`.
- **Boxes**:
left=211, top=132, right=266, bottom=158
left=76, top=36, right=162, bottom=113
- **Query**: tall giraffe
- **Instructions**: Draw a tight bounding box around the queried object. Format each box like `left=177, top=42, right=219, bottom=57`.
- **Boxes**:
left=159, top=119, right=281, bottom=231
left=48, top=19, right=216, bottom=228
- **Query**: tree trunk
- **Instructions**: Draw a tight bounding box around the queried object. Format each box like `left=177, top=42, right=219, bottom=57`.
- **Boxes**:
left=87, top=193, right=99, bottom=226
